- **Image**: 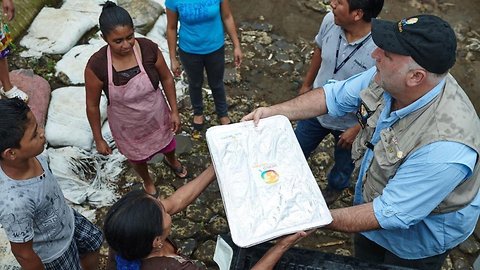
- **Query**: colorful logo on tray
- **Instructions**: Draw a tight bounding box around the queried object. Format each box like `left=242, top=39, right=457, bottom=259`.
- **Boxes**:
left=261, top=169, right=279, bottom=184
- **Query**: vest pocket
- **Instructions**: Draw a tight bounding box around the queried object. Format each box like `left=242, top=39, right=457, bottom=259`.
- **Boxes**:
left=375, top=129, right=403, bottom=168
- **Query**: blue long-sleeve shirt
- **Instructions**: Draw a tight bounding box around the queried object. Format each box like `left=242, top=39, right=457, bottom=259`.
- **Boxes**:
left=323, top=67, right=480, bottom=259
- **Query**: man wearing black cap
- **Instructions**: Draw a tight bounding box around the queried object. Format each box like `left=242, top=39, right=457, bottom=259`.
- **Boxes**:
left=242, top=14, right=480, bottom=269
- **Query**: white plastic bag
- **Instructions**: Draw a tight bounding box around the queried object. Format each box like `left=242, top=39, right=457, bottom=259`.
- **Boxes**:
left=45, top=86, right=107, bottom=150
left=47, top=145, right=126, bottom=207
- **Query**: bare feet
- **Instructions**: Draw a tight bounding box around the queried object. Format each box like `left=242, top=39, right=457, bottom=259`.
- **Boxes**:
left=193, top=115, right=204, bottom=125
left=143, top=183, right=157, bottom=196
left=219, top=116, right=231, bottom=125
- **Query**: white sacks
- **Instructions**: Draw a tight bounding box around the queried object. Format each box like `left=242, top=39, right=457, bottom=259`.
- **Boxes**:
left=55, top=41, right=105, bottom=84
left=20, top=7, right=97, bottom=56
left=45, top=86, right=108, bottom=150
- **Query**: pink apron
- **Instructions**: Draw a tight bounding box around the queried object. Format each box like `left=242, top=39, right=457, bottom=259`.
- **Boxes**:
left=106, top=43, right=174, bottom=161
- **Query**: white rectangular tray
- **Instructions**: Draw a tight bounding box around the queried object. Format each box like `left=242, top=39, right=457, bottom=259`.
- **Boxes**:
left=206, top=115, right=332, bottom=247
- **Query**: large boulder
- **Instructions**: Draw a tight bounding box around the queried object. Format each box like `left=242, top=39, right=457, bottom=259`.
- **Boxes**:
left=5, top=69, right=51, bottom=127
left=118, top=0, right=163, bottom=35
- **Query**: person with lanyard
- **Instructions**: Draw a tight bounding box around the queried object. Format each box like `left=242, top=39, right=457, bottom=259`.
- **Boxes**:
left=243, top=14, right=480, bottom=269
left=295, top=0, right=384, bottom=205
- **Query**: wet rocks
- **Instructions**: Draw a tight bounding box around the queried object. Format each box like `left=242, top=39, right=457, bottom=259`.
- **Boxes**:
left=174, top=238, right=197, bottom=257
left=186, top=203, right=214, bottom=223
left=458, top=237, right=480, bottom=255
left=157, top=184, right=175, bottom=199
left=118, top=0, right=163, bottom=35
left=224, top=67, right=241, bottom=84
left=335, top=248, right=352, bottom=257
left=206, top=215, right=229, bottom=236
left=209, top=198, right=226, bottom=216
left=452, top=256, right=470, bottom=270
left=454, top=23, right=480, bottom=62
left=171, top=218, right=202, bottom=239
left=302, top=0, right=331, bottom=13
left=192, top=240, right=216, bottom=264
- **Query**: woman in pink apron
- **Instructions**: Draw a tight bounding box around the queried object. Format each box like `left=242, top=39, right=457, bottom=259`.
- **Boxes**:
left=85, top=1, right=187, bottom=197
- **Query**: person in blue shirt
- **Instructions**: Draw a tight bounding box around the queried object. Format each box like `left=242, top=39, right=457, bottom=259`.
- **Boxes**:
left=166, top=0, right=242, bottom=133
left=243, top=14, right=480, bottom=269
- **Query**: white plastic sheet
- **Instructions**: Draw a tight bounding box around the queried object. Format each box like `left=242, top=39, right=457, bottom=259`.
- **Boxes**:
left=206, top=115, right=332, bottom=247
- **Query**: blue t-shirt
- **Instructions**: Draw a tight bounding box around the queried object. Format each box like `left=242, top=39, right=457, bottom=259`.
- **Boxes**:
left=166, top=0, right=225, bottom=54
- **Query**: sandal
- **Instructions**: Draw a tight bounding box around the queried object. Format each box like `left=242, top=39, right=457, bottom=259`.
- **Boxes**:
left=0, top=86, right=28, bottom=102
left=192, top=121, right=204, bottom=131
left=163, top=158, right=188, bottom=179
left=192, top=115, right=205, bottom=131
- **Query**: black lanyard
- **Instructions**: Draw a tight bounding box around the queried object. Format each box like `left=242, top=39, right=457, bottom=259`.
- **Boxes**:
left=334, top=33, right=372, bottom=74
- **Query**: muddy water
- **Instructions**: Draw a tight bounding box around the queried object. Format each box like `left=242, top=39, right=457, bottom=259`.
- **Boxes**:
left=230, top=0, right=480, bottom=113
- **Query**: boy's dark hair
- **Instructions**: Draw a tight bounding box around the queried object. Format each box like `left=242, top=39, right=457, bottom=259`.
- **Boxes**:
left=99, top=1, right=134, bottom=37
left=104, top=189, right=164, bottom=261
left=348, top=0, right=384, bottom=22
left=0, top=98, right=31, bottom=158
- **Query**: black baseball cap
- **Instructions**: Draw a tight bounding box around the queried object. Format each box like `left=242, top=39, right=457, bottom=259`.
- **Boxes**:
left=371, top=15, right=456, bottom=74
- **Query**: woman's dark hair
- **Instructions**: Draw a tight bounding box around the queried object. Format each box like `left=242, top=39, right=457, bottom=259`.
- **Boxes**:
left=348, top=0, right=384, bottom=22
left=0, top=98, right=30, bottom=159
left=99, top=1, right=134, bottom=37
left=104, top=189, right=164, bottom=260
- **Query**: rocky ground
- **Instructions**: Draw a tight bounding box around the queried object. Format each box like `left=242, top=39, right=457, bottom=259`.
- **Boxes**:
left=6, top=0, right=480, bottom=269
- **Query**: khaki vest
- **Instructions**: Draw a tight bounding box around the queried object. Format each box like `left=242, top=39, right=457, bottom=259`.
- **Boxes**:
left=352, top=74, right=480, bottom=213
